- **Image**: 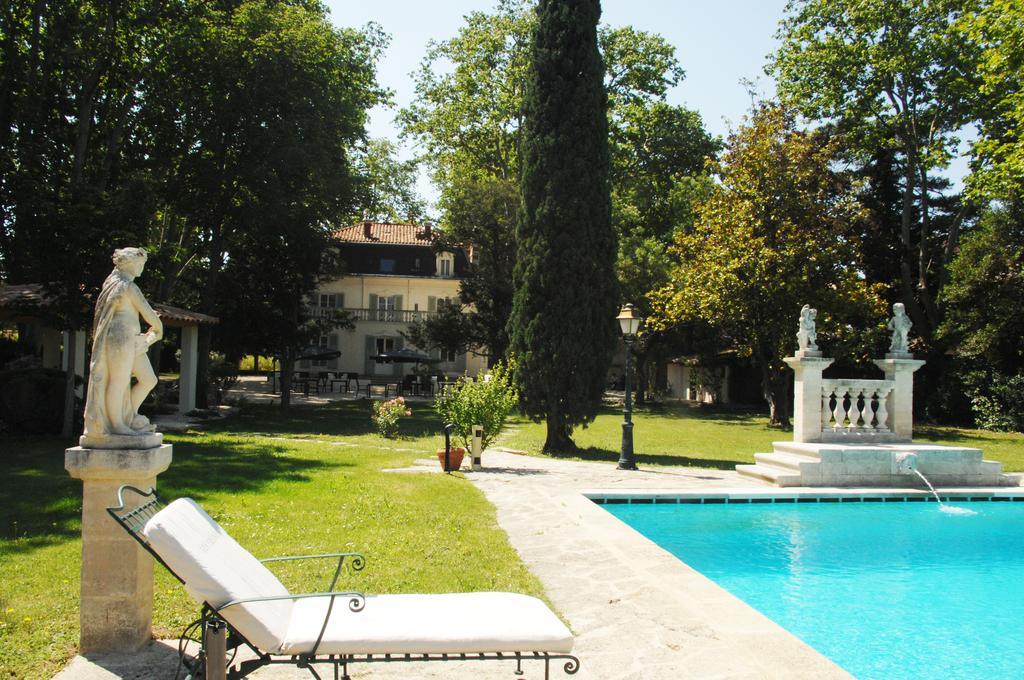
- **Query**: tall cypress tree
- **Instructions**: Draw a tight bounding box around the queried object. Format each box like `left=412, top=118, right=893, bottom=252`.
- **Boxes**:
left=509, top=0, right=617, bottom=452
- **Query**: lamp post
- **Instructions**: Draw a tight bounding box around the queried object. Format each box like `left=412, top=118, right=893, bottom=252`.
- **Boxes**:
left=616, top=304, right=642, bottom=470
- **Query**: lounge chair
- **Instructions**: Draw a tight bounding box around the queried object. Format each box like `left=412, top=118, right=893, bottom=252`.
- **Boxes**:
left=108, top=486, right=578, bottom=680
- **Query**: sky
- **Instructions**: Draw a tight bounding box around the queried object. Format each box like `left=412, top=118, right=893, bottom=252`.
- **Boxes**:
left=323, top=0, right=790, bottom=206
left=322, top=1, right=968, bottom=205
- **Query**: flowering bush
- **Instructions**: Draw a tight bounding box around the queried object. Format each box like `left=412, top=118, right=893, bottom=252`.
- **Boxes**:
left=434, top=359, right=518, bottom=450
left=372, top=397, right=412, bottom=438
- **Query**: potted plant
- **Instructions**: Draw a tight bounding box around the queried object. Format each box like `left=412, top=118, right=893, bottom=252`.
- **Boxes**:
left=436, top=443, right=466, bottom=471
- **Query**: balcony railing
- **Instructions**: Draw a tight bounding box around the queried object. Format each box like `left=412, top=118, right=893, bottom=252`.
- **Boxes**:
left=308, top=306, right=440, bottom=323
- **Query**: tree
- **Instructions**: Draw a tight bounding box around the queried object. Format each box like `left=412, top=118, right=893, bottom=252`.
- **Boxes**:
left=510, top=0, right=618, bottom=452
left=609, top=101, right=719, bottom=401
left=143, top=1, right=387, bottom=405
left=939, top=203, right=1024, bottom=430
left=401, top=3, right=714, bottom=367
left=770, top=0, right=981, bottom=345
left=962, top=0, right=1024, bottom=200
left=0, top=0, right=179, bottom=435
left=650, top=104, right=886, bottom=426
left=349, top=138, right=426, bottom=224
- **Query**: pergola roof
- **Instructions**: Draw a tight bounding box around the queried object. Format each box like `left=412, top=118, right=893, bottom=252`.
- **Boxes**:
left=0, top=284, right=218, bottom=327
left=152, top=303, right=219, bottom=327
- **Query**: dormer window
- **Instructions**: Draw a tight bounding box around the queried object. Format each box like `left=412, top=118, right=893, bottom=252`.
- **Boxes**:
left=436, top=252, right=454, bottom=278
left=380, top=258, right=395, bottom=274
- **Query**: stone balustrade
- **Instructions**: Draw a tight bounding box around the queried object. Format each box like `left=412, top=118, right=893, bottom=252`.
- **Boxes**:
left=820, top=378, right=893, bottom=441
left=787, top=354, right=924, bottom=444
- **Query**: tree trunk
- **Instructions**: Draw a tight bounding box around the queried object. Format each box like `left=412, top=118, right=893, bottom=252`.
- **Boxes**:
left=278, top=348, right=293, bottom=409
left=759, top=361, right=790, bottom=428
left=61, top=329, right=77, bottom=439
left=898, top=150, right=930, bottom=338
left=634, top=350, right=648, bottom=405
left=543, top=411, right=575, bottom=453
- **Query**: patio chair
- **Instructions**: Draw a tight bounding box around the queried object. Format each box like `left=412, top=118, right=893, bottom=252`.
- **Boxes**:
left=327, top=371, right=349, bottom=393
left=108, top=486, right=578, bottom=680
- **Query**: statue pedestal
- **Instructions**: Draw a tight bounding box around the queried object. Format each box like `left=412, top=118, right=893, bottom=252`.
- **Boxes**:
left=873, top=358, right=926, bottom=440
left=784, top=354, right=835, bottom=443
left=65, top=444, right=172, bottom=654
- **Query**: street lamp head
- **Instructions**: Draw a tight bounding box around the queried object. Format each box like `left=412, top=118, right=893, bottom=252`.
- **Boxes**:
left=617, top=303, right=642, bottom=336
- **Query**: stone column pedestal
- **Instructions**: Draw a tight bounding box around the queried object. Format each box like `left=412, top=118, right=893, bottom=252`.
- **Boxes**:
left=65, top=444, right=173, bottom=654
left=784, top=353, right=834, bottom=443
left=873, top=356, right=926, bottom=441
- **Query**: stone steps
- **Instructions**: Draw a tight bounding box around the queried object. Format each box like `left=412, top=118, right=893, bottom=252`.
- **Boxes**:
left=754, top=450, right=820, bottom=471
left=737, top=442, right=1022, bottom=488
left=736, top=459, right=803, bottom=487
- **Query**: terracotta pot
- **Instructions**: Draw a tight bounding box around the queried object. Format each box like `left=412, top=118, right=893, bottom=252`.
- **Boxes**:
left=437, top=447, right=466, bottom=471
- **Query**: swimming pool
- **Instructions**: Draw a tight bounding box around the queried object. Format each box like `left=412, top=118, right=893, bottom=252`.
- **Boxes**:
left=601, top=495, right=1024, bottom=679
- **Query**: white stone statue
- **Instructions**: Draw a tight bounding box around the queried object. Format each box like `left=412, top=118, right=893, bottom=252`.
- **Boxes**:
left=888, top=302, right=912, bottom=354
left=796, top=304, right=818, bottom=353
left=81, top=247, right=163, bottom=447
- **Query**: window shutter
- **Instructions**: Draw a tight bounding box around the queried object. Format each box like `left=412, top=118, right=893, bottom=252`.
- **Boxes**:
left=456, top=350, right=467, bottom=373
left=338, top=293, right=344, bottom=309
left=368, top=293, right=378, bottom=310
left=393, top=295, right=403, bottom=311
left=428, top=296, right=437, bottom=312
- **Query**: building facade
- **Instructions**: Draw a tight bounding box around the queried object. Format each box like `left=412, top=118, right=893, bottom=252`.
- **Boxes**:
left=303, top=219, right=488, bottom=378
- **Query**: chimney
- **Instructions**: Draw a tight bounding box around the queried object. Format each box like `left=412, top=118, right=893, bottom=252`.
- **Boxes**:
left=362, top=209, right=372, bottom=238
left=423, top=222, right=432, bottom=239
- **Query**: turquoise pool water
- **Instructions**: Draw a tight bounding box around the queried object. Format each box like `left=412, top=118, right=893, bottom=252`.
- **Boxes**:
left=604, top=499, right=1024, bottom=679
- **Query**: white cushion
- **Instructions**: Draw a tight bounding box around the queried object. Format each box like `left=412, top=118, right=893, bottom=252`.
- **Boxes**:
left=141, top=498, right=292, bottom=652
left=281, top=592, right=574, bottom=655
left=142, top=499, right=575, bottom=658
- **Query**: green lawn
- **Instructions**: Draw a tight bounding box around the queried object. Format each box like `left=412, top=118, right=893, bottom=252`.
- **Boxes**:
left=0, top=402, right=544, bottom=679
left=496, top=403, right=1024, bottom=471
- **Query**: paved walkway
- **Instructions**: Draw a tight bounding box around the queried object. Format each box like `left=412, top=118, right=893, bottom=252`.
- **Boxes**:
left=56, top=448, right=848, bottom=680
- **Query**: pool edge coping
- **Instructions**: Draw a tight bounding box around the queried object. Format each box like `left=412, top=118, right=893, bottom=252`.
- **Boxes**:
left=582, top=487, right=1024, bottom=504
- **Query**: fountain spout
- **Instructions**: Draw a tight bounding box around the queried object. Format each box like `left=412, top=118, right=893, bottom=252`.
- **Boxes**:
left=893, top=452, right=918, bottom=475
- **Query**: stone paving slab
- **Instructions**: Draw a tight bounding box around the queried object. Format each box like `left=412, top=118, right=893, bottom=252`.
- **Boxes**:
left=56, top=448, right=852, bottom=680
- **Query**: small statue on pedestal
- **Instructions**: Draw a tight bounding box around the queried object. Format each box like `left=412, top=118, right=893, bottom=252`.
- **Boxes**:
left=796, top=304, right=819, bottom=355
left=80, top=247, right=164, bottom=448
left=887, top=302, right=912, bottom=356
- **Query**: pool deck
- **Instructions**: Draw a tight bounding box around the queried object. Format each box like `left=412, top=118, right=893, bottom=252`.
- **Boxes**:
left=65, top=443, right=1024, bottom=679
left=459, top=448, right=853, bottom=680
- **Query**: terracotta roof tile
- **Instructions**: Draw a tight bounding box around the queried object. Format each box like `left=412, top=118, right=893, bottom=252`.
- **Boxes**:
left=333, top=221, right=433, bottom=245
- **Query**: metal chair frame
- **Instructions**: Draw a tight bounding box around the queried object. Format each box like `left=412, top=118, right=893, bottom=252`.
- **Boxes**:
left=107, top=485, right=580, bottom=680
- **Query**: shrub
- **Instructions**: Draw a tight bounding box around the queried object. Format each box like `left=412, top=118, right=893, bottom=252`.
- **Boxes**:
left=372, top=397, right=412, bottom=438
left=434, top=360, right=518, bottom=450
left=968, top=372, right=1024, bottom=433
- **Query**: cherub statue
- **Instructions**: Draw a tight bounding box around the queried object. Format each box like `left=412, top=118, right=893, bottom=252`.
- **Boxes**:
left=796, top=304, right=818, bottom=353
left=82, top=247, right=163, bottom=443
left=888, top=302, right=912, bottom=354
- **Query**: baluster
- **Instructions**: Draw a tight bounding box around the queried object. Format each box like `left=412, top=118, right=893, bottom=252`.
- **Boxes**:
left=832, top=388, right=847, bottom=430
left=844, top=388, right=858, bottom=431
left=863, top=388, right=878, bottom=430
left=821, top=388, right=832, bottom=432
left=876, top=387, right=891, bottom=433
left=857, top=387, right=874, bottom=431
